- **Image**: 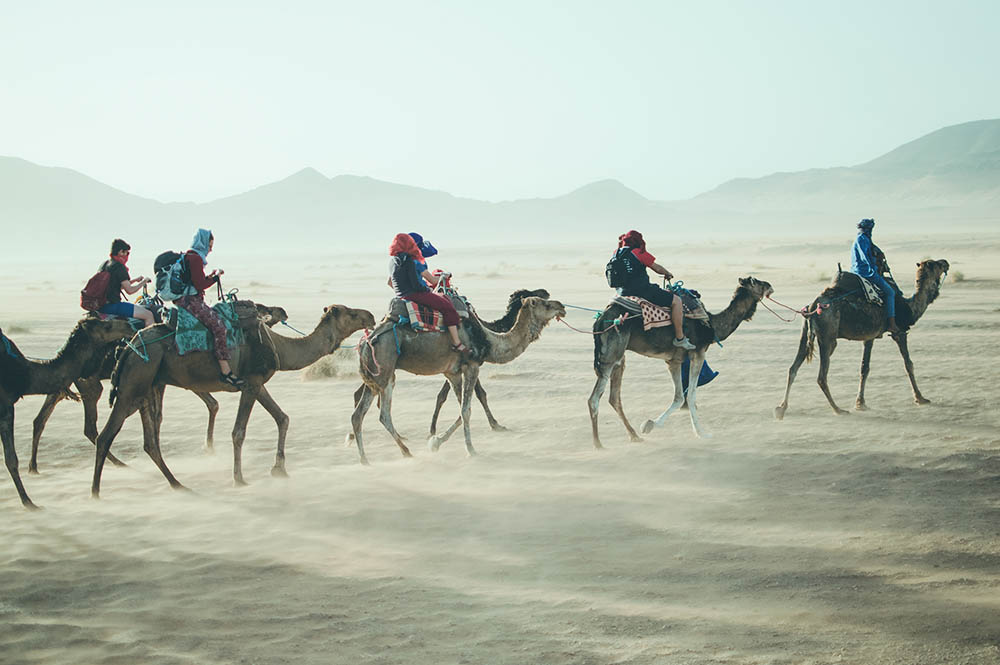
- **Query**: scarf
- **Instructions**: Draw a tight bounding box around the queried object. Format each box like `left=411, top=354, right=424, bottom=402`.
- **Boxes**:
left=618, top=230, right=645, bottom=251
left=190, top=228, right=212, bottom=262
left=111, top=254, right=129, bottom=267
left=389, top=233, right=424, bottom=261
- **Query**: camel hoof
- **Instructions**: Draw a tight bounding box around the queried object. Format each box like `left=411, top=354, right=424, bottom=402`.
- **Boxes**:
left=855, top=402, right=868, bottom=411
left=466, top=447, right=478, bottom=457
left=401, top=448, right=413, bottom=458
left=773, top=406, right=786, bottom=421
left=592, top=441, right=604, bottom=450
left=428, top=435, right=443, bottom=452
left=835, top=409, right=850, bottom=416
left=344, top=432, right=356, bottom=446
left=359, top=455, right=370, bottom=466
left=915, top=397, right=931, bottom=405
left=233, top=478, right=249, bottom=488
left=270, top=466, right=288, bottom=478
left=109, top=458, right=128, bottom=468
left=695, top=431, right=713, bottom=439
left=640, top=420, right=655, bottom=434
left=28, top=466, right=39, bottom=475
left=203, top=444, right=215, bottom=455
left=629, top=435, right=644, bottom=443
left=22, top=499, right=42, bottom=511
left=490, top=424, right=509, bottom=432
left=173, top=483, right=193, bottom=493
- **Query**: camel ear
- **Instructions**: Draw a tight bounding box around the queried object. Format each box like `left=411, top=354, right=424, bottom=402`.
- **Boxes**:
left=916, top=262, right=920, bottom=267
left=738, top=277, right=749, bottom=286
left=323, top=306, right=329, bottom=313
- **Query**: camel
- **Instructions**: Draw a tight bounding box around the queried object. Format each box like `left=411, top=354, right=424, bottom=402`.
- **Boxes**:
left=28, top=304, right=289, bottom=472
left=774, top=259, right=949, bottom=419
left=91, top=304, right=375, bottom=498
left=1, top=316, right=137, bottom=509
left=588, top=276, right=774, bottom=447
left=350, top=296, right=566, bottom=464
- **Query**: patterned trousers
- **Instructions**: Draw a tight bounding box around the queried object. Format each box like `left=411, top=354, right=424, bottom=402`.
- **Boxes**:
left=176, top=295, right=230, bottom=361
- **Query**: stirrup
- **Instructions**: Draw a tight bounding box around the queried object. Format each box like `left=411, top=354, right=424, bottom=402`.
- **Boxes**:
left=219, top=371, right=246, bottom=388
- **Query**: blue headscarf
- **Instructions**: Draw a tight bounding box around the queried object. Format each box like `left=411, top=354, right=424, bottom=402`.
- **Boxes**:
left=408, top=232, right=438, bottom=258
left=857, top=218, right=875, bottom=233
left=190, top=228, right=212, bottom=261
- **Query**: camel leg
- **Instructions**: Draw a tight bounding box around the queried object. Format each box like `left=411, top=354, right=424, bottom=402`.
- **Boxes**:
left=608, top=359, right=641, bottom=442
left=855, top=340, right=874, bottom=410
left=344, top=384, right=368, bottom=447
left=92, top=397, right=143, bottom=498
left=587, top=365, right=614, bottom=449
left=430, top=374, right=465, bottom=451
left=429, top=381, right=451, bottom=436
left=350, top=384, right=377, bottom=465
left=775, top=320, right=810, bottom=420
left=29, top=392, right=62, bottom=474
left=458, top=364, right=480, bottom=457
left=376, top=377, right=413, bottom=458
left=816, top=337, right=849, bottom=415
left=685, top=353, right=711, bottom=438
left=196, top=392, right=219, bottom=452
left=139, top=386, right=185, bottom=490
left=642, top=360, right=685, bottom=434
left=893, top=333, right=930, bottom=404
left=231, top=387, right=260, bottom=486
left=253, top=386, right=290, bottom=477
left=77, top=377, right=125, bottom=468
left=475, top=380, right=507, bottom=432
left=2, top=402, right=39, bottom=509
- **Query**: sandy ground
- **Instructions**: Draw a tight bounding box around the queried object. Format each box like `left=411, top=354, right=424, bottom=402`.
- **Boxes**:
left=2, top=234, right=999, bottom=664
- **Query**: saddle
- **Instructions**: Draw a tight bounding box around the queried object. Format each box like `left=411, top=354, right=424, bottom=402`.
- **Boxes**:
left=385, top=290, right=472, bottom=333
left=612, top=289, right=709, bottom=332
left=831, top=272, right=883, bottom=306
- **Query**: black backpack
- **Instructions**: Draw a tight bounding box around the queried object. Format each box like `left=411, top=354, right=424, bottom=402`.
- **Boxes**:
left=153, top=250, right=193, bottom=301
left=605, top=247, right=634, bottom=288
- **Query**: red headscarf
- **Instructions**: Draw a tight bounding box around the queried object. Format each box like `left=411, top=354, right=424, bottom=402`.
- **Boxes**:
left=618, top=230, right=645, bottom=251
left=389, top=233, right=424, bottom=261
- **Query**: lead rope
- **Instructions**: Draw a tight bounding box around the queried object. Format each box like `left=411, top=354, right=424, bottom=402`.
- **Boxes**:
left=557, top=313, right=633, bottom=335
left=357, top=328, right=381, bottom=376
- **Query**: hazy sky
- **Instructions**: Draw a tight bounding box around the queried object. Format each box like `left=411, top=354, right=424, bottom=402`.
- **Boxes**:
left=2, top=1, right=997, bottom=203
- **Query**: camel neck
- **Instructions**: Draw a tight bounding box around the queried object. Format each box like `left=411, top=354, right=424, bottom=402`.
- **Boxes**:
left=24, top=332, right=103, bottom=396
left=708, top=288, right=760, bottom=342
left=265, top=324, right=339, bottom=371
left=905, top=274, right=941, bottom=322
left=480, top=306, right=548, bottom=364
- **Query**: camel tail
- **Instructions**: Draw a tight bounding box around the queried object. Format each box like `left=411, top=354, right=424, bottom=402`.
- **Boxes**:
left=803, top=317, right=816, bottom=363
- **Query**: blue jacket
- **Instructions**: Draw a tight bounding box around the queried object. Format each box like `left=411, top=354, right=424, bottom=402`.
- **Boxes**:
left=851, top=232, right=878, bottom=278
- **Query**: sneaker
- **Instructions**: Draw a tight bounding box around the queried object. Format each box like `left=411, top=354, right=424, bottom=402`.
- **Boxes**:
left=673, top=336, right=696, bottom=350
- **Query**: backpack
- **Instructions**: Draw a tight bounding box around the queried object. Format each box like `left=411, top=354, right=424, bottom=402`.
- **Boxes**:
left=154, top=251, right=195, bottom=301
left=605, top=247, right=635, bottom=288
left=80, top=267, right=112, bottom=311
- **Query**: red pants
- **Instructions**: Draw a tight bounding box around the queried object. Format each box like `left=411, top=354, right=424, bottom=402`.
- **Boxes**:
left=177, top=295, right=231, bottom=361
left=403, top=291, right=460, bottom=327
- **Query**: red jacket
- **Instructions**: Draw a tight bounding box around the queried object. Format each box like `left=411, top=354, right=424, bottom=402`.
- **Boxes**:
left=184, top=251, right=217, bottom=296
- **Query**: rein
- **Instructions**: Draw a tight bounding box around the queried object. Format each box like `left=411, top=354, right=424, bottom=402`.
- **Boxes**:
left=557, top=313, right=633, bottom=335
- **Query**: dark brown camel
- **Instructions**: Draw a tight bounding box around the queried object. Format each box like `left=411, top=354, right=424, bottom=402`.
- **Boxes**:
left=29, top=303, right=289, bottom=472
left=588, top=277, right=773, bottom=447
left=91, top=304, right=374, bottom=497
left=351, top=296, right=565, bottom=464
left=774, top=259, right=949, bottom=419
left=1, top=316, right=136, bottom=509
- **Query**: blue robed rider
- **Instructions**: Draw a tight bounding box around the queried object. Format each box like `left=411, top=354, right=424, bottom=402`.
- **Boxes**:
left=851, top=218, right=898, bottom=333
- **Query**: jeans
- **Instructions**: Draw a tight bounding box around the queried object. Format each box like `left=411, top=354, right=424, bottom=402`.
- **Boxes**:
left=868, top=273, right=896, bottom=318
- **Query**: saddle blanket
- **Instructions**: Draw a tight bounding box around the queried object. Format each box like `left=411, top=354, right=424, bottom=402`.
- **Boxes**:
left=612, top=294, right=709, bottom=332
left=169, top=301, right=246, bottom=356
left=832, top=271, right=883, bottom=306
left=857, top=275, right=883, bottom=306
left=404, top=300, right=446, bottom=333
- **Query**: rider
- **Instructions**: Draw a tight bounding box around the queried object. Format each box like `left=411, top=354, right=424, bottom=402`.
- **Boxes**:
left=98, top=239, right=155, bottom=327
left=175, top=229, right=246, bottom=388
left=389, top=233, right=468, bottom=354
left=614, top=230, right=695, bottom=350
left=850, top=218, right=898, bottom=333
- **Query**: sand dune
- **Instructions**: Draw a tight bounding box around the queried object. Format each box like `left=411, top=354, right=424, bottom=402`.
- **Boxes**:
left=2, top=236, right=998, bottom=664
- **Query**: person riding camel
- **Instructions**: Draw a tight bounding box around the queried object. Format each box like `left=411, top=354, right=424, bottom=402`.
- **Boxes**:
left=175, top=229, right=246, bottom=388
left=851, top=218, right=899, bottom=334
left=97, top=238, right=155, bottom=327
left=613, top=230, right=695, bottom=350
left=388, top=233, right=468, bottom=354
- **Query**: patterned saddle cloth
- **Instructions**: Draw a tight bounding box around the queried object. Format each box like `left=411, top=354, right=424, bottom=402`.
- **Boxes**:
left=385, top=290, right=472, bottom=333
left=612, top=289, right=709, bottom=332
left=166, top=300, right=250, bottom=356
left=832, top=272, right=883, bottom=306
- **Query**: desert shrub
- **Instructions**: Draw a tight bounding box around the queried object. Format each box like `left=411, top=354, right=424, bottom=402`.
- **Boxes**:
left=950, top=271, right=965, bottom=283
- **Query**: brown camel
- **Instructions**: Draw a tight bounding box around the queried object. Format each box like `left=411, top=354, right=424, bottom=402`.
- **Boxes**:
left=1, top=316, right=137, bottom=509
left=350, top=296, right=566, bottom=464
left=91, top=304, right=375, bottom=497
left=29, top=303, right=290, bottom=473
left=774, top=259, right=949, bottom=419
left=588, top=277, right=774, bottom=447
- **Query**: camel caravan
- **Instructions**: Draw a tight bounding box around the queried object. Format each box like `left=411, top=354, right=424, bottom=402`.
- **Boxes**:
left=1, top=222, right=949, bottom=508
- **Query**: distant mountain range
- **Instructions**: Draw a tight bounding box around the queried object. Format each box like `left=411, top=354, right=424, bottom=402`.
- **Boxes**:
left=2, top=119, right=998, bottom=254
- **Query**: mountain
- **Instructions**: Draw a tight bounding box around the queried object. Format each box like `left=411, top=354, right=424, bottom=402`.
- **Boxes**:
left=3, top=118, right=998, bottom=255
left=686, top=119, right=1000, bottom=217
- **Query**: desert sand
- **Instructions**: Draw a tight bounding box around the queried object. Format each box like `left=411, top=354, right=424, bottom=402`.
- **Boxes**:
left=2, top=234, right=998, bottom=664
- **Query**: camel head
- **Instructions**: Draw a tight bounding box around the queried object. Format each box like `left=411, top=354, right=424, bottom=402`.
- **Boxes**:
left=321, top=305, right=377, bottom=342
left=915, top=259, right=949, bottom=303
left=255, top=303, right=289, bottom=328
left=78, top=315, right=139, bottom=345
left=507, top=288, right=551, bottom=308
left=737, top=276, right=774, bottom=300
left=517, top=296, right=567, bottom=341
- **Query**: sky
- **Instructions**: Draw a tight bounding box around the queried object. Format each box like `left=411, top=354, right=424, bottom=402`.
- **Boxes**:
left=1, top=0, right=998, bottom=203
